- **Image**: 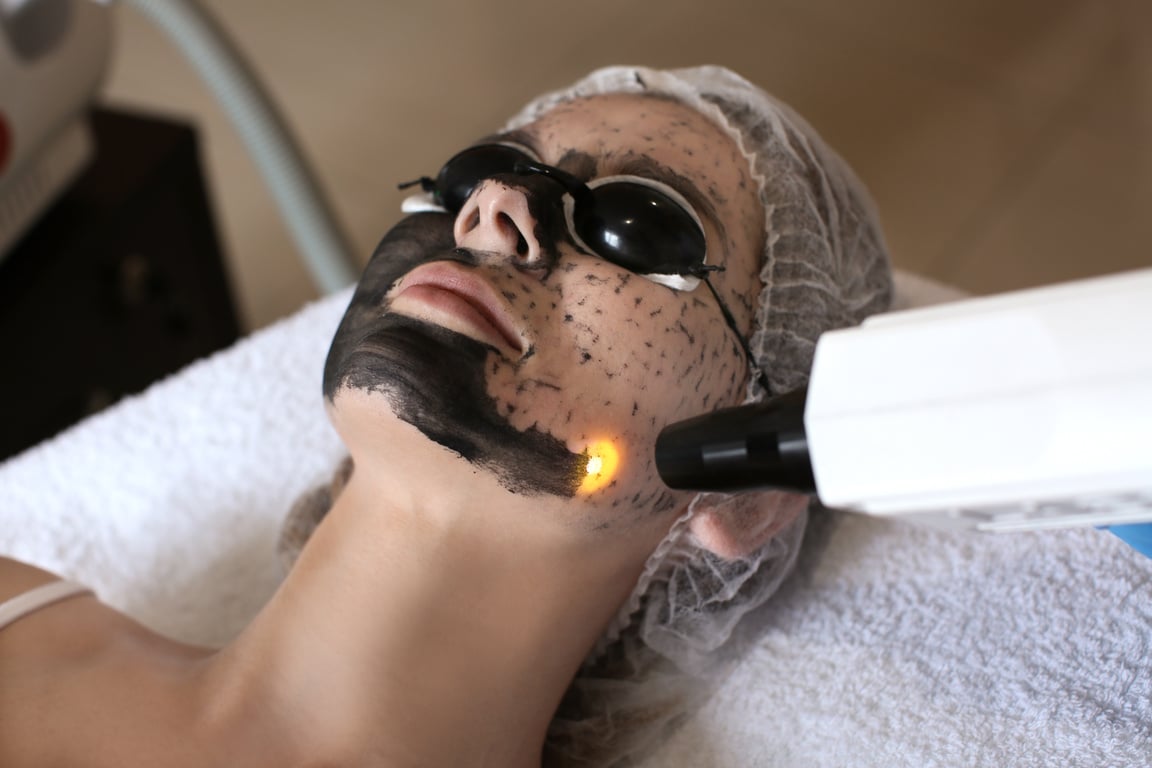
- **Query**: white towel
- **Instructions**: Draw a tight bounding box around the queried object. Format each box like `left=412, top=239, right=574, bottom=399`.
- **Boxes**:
left=0, top=289, right=349, bottom=644
left=1, top=273, right=1149, bottom=766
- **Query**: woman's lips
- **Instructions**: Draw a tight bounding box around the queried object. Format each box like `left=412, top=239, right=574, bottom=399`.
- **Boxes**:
left=388, top=262, right=525, bottom=356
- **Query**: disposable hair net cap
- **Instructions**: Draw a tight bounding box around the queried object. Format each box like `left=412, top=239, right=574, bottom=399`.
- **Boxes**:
left=503, top=66, right=893, bottom=766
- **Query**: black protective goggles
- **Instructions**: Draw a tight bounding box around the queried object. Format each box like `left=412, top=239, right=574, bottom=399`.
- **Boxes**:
left=399, top=143, right=722, bottom=292
left=398, top=142, right=769, bottom=392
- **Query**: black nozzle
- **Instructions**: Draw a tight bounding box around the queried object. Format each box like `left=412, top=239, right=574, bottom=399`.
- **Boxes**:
left=655, top=387, right=816, bottom=494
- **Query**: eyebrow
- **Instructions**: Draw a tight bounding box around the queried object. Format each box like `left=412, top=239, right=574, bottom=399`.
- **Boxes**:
left=476, top=129, right=541, bottom=156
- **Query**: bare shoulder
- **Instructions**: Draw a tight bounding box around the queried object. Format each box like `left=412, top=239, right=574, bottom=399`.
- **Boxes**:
left=0, top=556, right=89, bottom=652
left=0, top=556, right=64, bottom=603
left=0, top=558, right=85, bottom=764
left=0, top=557, right=213, bottom=767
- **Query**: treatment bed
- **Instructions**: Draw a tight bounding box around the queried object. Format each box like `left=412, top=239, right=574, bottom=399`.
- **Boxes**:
left=1, top=272, right=1149, bottom=766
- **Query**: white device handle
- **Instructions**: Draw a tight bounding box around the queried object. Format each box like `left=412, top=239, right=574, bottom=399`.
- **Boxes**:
left=806, top=268, right=1152, bottom=532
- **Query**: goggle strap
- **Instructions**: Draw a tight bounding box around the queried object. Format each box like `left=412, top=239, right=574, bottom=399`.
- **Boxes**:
left=688, top=264, right=725, bottom=277
left=701, top=275, right=771, bottom=395
left=398, top=176, right=437, bottom=193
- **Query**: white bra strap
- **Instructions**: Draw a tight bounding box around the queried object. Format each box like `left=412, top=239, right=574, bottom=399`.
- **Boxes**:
left=0, top=580, right=94, bottom=632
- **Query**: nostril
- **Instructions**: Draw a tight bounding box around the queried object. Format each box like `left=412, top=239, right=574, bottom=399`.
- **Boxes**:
left=496, top=212, right=529, bottom=257
left=463, top=208, right=481, bottom=234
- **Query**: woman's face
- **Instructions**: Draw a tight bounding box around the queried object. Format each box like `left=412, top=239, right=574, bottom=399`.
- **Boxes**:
left=325, top=93, right=764, bottom=534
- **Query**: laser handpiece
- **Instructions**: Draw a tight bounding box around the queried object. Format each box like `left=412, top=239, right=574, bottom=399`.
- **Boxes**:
left=656, top=268, right=1152, bottom=534
left=656, top=388, right=816, bottom=494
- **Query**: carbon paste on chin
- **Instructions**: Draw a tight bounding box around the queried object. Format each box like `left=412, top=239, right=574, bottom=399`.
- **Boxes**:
left=324, top=212, right=586, bottom=498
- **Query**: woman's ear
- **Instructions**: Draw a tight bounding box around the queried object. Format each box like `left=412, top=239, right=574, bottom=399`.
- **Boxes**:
left=688, top=490, right=810, bottom=559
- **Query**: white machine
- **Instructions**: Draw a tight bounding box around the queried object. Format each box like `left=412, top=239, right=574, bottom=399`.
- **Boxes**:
left=806, top=267, right=1152, bottom=532
left=0, top=0, right=111, bottom=257
left=0, top=0, right=357, bottom=288
left=657, top=267, right=1152, bottom=534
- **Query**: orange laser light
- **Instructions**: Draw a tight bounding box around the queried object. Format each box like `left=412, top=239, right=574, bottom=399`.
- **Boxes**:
left=579, top=440, right=620, bottom=494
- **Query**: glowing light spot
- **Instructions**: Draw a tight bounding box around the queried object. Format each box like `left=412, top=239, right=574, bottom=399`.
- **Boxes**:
left=579, top=439, right=620, bottom=494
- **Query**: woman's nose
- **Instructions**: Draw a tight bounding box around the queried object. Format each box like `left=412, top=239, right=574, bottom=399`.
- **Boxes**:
left=453, top=180, right=544, bottom=266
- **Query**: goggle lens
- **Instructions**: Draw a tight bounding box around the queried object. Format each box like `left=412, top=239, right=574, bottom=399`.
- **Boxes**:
left=573, top=179, right=707, bottom=278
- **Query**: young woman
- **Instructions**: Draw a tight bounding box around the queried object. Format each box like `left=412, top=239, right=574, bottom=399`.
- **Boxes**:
left=0, top=66, right=891, bottom=766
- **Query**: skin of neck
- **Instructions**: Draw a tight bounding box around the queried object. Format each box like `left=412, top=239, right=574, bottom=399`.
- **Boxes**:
left=195, top=412, right=672, bottom=768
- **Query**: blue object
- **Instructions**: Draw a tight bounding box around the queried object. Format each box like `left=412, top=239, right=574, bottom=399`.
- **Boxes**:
left=1109, top=524, right=1152, bottom=558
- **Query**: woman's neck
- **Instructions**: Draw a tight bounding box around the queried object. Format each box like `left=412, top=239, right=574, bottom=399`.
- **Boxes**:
left=197, top=469, right=648, bottom=767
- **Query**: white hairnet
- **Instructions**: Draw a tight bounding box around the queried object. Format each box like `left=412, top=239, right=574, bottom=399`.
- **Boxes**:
left=502, top=66, right=893, bottom=766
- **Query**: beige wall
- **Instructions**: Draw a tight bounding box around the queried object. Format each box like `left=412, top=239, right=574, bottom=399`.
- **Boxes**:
left=105, top=0, right=1151, bottom=331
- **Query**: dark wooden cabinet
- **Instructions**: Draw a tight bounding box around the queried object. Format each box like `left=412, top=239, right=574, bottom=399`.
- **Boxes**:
left=0, top=107, right=239, bottom=460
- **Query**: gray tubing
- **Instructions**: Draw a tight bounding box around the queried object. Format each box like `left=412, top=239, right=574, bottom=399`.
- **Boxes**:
left=122, top=0, right=358, bottom=293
